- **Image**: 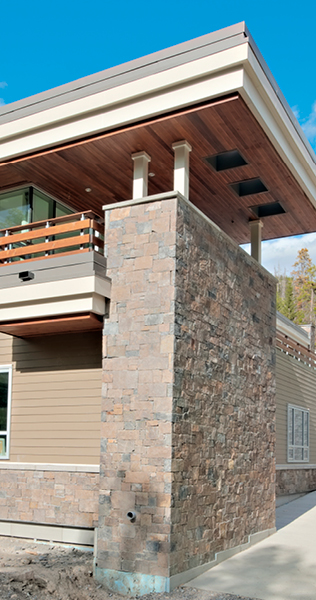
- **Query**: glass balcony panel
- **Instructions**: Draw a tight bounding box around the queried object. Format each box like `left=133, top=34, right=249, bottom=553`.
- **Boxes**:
left=0, top=189, right=30, bottom=229
left=33, top=190, right=55, bottom=222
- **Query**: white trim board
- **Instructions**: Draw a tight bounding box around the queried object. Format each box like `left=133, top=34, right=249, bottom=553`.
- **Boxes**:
left=276, top=464, right=316, bottom=471
left=0, top=520, right=94, bottom=546
left=0, top=462, right=100, bottom=472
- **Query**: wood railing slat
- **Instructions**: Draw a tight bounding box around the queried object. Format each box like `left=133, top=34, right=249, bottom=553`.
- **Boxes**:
left=0, top=234, right=92, bottom=260
left=0, top=211, right=104, bottom=265
left=276, top=331, right=316, bottom=367
left=0, top=210, right=102, bottom=235
left=2, top=248, right=91, bottom=264
left=0, top=219, right=93, bottom=246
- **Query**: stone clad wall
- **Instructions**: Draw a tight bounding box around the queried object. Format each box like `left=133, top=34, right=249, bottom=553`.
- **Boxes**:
left=276, top=468, right=316, bottom=495
left=0, top=469, right=99, bottom=527
left=96, top=199, right=177, bottom=593
left=96, top=194, right=276, bottom=593
left=170, top=199, right=276, bottom=577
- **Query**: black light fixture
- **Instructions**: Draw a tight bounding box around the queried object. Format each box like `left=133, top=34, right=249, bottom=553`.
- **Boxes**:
left=19, top=271, right=34, bottom=282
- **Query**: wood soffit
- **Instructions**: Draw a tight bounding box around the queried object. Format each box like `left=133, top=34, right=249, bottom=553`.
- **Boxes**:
left=0, top=313, right=103, bottom=338
left=1, top=94, right=316, bottom=245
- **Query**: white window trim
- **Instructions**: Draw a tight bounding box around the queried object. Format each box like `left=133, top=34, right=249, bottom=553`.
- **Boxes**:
left=287, top=403, right=309, bottom=463
left=0, top=365, right=12, bottom=460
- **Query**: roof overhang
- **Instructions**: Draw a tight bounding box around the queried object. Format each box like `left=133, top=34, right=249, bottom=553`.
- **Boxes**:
left=0, top=23, right=316, bottom=244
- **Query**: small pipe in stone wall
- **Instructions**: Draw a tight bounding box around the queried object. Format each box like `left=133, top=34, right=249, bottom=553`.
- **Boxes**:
left=126, top=511, right=136, bottom=523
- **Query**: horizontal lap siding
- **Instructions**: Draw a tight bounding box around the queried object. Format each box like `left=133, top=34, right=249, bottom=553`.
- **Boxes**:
left=0, top=331, right=102, bottom=464
left=276, top=350, right=316, bottom=465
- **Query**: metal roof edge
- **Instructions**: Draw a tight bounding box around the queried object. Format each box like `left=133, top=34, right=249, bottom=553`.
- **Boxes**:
left=244, top=25, right=316, bottom=165
left=1, top=21, right=314, bottom=168
left=277, top=310, right=310, bottom=340
left=0, top=22, right=247, bottom=124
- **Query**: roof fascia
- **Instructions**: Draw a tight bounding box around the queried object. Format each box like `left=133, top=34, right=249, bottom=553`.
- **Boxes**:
left=0, top=26, right=315, bottom=217
left=0, top=22, right=247, bottom=125
left=0, top=45, right=247, bottom=158
left=244, top=25, right=315, bottom=165
left=240, top=45, right=316, bottom=209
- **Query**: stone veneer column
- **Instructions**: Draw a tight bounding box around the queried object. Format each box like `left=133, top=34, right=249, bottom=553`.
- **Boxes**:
left=95, top=197, right=177, bottom=594
left=95, top=193, right=276, bottom=595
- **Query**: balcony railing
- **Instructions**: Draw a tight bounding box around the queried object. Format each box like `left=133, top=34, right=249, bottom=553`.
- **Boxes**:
left=276, top=330, right=316, bottom=369
left=0, top=211, right=104, bottom=265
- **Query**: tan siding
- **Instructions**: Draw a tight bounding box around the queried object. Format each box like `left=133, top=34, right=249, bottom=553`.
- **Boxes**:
left=276, top=350, right=316, bottom=465
left=0, top=331, right=102, bottom=464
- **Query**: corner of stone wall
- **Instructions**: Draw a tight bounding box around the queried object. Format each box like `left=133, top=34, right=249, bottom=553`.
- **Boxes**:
left=96, top=194, right=276, bottom=593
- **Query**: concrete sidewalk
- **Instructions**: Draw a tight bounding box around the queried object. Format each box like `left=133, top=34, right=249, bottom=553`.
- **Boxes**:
left=185, top=491, right=316, bottom=600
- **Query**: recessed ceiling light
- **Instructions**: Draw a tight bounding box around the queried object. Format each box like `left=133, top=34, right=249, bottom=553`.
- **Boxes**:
left=85, top=187, right=92, bottom=193
left=250, top=202, right=286, bottom=218
left=230, top=178, right=268, bottom=197
left=149, top=172, right=155, bottom=177
left=205, top=149, right=247, bottom=171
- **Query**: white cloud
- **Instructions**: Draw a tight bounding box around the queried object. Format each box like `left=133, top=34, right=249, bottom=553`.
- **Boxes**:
left=244, top=104, right=316, bottom=276
left=0, top=81, right=7, bottom=105
left=292, top=105, right=300, bottom=120
left=300, top=101, right=316, bottom=147
left=241, top=232, right=316, bottom=276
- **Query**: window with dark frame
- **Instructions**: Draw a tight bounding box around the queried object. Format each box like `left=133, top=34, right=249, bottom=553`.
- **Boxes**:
left=287, top=404, right=309, bottom=463
left=0, top=366, right=12, bottom=459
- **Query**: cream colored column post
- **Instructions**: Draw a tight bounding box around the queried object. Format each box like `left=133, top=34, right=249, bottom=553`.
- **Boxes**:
left=249, top=220, right=263, bottom=264
left=131, top=151, right=151, bottom=199
left=172, top=140, right=192, bottom=199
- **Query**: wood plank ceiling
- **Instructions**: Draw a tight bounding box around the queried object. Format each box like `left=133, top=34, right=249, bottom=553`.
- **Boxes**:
left=1, top=93, right=316, bottom=244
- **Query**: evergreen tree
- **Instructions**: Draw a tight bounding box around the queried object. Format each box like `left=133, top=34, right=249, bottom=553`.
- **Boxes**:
left=291, top=248, right=316, bottom=324
left=276, top=285, right=285, bottom=314
left=282, top=277, right=296, bottom=321
left=275, top=269, right=286, bottom=315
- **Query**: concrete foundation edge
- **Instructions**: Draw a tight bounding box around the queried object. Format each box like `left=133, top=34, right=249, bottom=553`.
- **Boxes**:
left=94, top=527, right=276, bottom=595
left=176, top=527, right=276, bottom=589
left=0, top=520, right=94, bottom=546
left=94, top=567, right=170, bottom=595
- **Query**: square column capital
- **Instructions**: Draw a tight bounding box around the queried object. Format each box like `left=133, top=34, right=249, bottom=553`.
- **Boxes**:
left=172, top=140, right=192, bottom=153
left=249, top=219, right=263, bottom=263
left=131, top=151, right=151, bottom=163
left=172, top=140, right=192, bottom=199
left=131, top=151, right=151, bottom=199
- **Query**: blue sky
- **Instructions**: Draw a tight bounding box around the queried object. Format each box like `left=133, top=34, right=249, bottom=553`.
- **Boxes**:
left=1, top=0, right=316, bottom=275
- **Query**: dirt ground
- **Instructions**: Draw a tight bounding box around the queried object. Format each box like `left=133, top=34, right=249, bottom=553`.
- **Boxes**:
left=0, top=535, right=258, bottom=600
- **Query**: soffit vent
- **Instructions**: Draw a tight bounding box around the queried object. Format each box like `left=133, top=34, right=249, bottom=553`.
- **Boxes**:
left=250, top=202, right=286, bottom=218
left=230, top=178, right=268, bottom=197
left=205, top=149, right=247, bottom=171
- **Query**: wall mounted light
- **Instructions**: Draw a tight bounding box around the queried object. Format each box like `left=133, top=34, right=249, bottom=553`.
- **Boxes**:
left=19, top=271, right=34, bottom=282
